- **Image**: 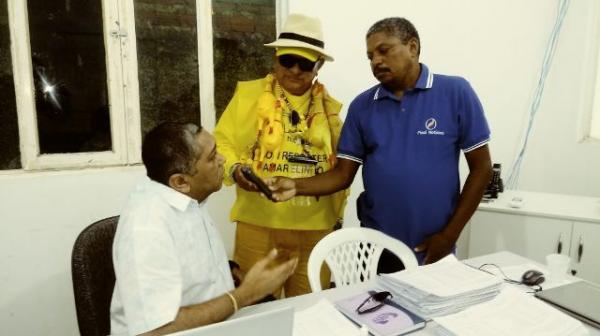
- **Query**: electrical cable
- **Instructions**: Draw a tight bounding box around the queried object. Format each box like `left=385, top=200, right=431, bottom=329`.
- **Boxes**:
left=477, top=263, right=542, bottom=293
left=506, top=0, right=571, bottom=189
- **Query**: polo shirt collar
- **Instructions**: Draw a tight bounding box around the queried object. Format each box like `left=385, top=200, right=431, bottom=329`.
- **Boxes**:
left=414, top=63, right=434, bottom=89
left=374, top=63, right=434, bottom=100
left=144, top=177, right=196, bottom=211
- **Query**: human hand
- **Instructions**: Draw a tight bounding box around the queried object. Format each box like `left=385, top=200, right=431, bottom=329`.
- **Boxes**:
left=236, top=249, right=298, bottom=305
left=414, top=232, right=455, bottom=265
left=264, top=176, right=296, bottom=202
left=232, top=164, right=259, bottom=192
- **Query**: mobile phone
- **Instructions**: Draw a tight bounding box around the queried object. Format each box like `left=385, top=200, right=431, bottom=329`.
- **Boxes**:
left=287, top=154, right=318, bottom=165
left=240, top=166, right=274, bottom=201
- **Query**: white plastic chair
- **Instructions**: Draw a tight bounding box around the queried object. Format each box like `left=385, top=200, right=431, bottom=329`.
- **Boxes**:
left=307, top=227, right=418, bottom=292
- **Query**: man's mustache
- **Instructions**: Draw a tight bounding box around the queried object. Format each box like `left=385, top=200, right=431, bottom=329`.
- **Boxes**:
left=373, top=66, right=391, bottom=75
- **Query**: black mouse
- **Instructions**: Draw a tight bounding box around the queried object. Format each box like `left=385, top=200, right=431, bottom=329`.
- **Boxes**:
left=521, top=269, right=545, bottom=286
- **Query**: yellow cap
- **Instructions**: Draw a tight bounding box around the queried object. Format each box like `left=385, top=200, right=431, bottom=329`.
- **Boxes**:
left=276, top=47, right=320, bottom=62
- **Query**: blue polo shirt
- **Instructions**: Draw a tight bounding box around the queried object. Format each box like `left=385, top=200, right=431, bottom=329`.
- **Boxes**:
left=337, top=64, right=490, bottom=263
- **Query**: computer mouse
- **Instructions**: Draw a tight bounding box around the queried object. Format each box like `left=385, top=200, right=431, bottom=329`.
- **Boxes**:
left=522, top=269, right=545, bottom=286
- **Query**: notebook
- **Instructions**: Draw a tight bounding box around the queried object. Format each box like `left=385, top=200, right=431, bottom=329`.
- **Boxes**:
left=169, top=306, right=294, bottom=336
left=335, top=291, right=426, bottom=336
left=535, top=280, right=600, bottom=328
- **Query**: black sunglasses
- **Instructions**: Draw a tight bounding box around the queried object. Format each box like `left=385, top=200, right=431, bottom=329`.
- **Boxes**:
left=278, top=54, right=318, bottom=72
left=356, top=291, right=393, bottom=314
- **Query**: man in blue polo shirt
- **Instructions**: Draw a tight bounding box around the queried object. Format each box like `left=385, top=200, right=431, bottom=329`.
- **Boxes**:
left=267, top=17, right=492, bottom=268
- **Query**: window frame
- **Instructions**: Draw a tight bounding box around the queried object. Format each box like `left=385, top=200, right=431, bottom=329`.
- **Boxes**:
left=5, top=0, right=287, bottom=171
left=8, top=0, right=142, bottom=170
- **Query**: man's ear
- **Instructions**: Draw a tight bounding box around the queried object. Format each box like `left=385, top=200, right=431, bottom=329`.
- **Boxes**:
left=168, top=173, right=191, bottom=194
left=408, top=38, right=419, bottom=58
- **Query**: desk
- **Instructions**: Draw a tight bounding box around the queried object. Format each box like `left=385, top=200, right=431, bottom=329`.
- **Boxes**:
left=234, top=251, right=600, bottom=335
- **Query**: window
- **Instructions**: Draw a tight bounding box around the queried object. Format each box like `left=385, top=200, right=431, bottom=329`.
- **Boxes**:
left=0, top=2, right=20, bottom=169
left=134, top=0, right=201, bottom=135
left=10, top=0, right=139, bottom=169
left=212, top=0, right=277, bottom=120
left=1, top=0, right=280, bottom=171
left=28, top=0, right=112, bottom=155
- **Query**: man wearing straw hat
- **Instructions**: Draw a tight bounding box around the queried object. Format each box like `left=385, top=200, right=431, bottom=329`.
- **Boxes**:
left=214, top=14, right=348, bottom=297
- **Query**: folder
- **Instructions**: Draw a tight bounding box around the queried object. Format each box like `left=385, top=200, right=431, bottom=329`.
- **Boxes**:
left=335, top=291, right=426, bottom=336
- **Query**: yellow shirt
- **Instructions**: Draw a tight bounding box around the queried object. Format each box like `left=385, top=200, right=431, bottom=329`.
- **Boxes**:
left=214, top=77, right=346, bottom=230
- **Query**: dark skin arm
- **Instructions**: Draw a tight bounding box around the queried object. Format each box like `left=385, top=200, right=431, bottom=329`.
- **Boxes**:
left=415, top=145, right=492, bottom=264
left=268, top=147, right=490, bottom=265
left=266, top=158, right=360, bottom=200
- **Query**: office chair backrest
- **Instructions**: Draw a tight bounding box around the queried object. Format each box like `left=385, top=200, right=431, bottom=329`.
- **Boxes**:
left=71, top=216, right=119, bottom=336
left=307, top=227, right=418, bottom=292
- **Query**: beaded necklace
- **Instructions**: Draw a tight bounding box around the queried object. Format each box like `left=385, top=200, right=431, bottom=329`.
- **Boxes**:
left=276, top=83, right=311, bottom=131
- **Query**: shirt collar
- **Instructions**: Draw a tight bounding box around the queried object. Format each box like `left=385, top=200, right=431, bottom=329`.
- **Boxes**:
left=374, top=63, right=434, bottom=101
left=414, top=63, right=434, bottom=89
left=143, top=177, right=196, bottom=211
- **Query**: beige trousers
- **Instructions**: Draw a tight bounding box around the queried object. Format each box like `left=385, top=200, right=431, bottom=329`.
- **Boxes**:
left=234, top=221, right=332, bottom=298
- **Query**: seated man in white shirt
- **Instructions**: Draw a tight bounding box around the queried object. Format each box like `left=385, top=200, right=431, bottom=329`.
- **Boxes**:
left=109, top=122, right=298, bottom=336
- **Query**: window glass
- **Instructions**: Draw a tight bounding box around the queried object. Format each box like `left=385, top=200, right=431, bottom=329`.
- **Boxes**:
left=212, top=0, right=276, bottom=120
left=27, top=0, right=111, bottom=154
left=134, top=0, right=201, bottom=136
left=0, top=2, right=21, bottom=169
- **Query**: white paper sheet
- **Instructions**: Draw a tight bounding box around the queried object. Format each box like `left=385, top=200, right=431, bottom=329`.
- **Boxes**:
left=293, top=299, right=362, bottom=336
left=433, top=287, right=588, bottom=336
left=382, top=254, right=502, bottom=298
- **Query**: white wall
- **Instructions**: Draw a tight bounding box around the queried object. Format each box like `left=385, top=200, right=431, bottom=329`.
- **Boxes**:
left=0, top=167, right=144, bottom=335
left=1, top=1, right=599, bottom=335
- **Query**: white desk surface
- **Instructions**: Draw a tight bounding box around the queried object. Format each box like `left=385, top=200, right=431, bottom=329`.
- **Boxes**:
left=234, top=251, right=600, bottom=335
left=479, top=190, right=600, bottom=224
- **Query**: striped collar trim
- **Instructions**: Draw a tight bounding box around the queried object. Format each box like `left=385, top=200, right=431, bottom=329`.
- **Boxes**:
left=374, top=87, right=381, bottom=100
left=373, top=63, right=433, bottom=101
left=415, top=63, right=434, bottom=89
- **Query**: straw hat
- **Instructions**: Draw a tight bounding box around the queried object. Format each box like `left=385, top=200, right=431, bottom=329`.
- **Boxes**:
left=264, top=14, right=333, bottom=62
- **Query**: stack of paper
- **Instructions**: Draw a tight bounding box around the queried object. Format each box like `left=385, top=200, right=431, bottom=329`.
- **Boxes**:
left=434, top=287, right=588, bottom=336
left=378, top=254, right=503, bottom=318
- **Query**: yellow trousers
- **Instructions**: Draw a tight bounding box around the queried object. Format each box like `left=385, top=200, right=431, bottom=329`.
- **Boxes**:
left=234, top=222, right=331, bottom=298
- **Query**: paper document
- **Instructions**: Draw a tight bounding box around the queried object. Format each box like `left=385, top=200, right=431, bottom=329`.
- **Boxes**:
left=293, top=299, right=361, bottom=336
left=383, top=254, right=502, bottom=297
left=434, top=287, right=588, bottom=336
left=379, top=254, right=503, bottom=318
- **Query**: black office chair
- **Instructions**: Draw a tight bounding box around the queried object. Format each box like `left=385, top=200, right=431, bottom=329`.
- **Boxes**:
left=71, top=216, right=119, bottom=336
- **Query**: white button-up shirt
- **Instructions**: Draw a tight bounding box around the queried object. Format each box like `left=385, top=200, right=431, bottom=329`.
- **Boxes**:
left=110, top=178, right=234, bottom=336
